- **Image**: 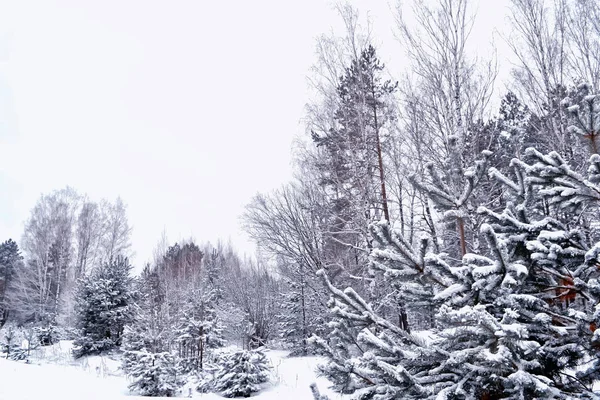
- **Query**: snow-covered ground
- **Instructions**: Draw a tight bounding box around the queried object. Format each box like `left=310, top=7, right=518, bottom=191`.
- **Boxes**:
left=0, top=342, right=345, bottom=399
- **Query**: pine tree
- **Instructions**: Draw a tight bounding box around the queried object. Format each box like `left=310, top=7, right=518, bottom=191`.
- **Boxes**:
left=122, top=265, right=167, bottom=359
left=279, top=280, right=308, bottom=354
left=278, top=276, right=326, bottom=356
left=315, top=44, right=397, bottom=221
left=311, top=94, right=600, bottom=399
left=124, top=349, right=181, bottom=397
left=0, top=324, right=26, bottom=360
left=72, top=256, right=134, bottom=358
left=213, top=349, right=271, bottom=398
left=122, top=263, right=182, bottom=396
left=311, top=44, right=397, bottom=284
left=410, top=138, right=492, bottom=259
left=175, top=287, right=224, bottom=372
left=0, top=239, right=22, bottom=328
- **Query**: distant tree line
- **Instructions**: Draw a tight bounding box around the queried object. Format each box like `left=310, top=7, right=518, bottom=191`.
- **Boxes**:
left=0, top=187, right=281, bottom=397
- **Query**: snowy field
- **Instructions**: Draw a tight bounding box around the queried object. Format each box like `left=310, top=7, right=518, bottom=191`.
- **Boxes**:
left=0, top=341, right=345, bottom=399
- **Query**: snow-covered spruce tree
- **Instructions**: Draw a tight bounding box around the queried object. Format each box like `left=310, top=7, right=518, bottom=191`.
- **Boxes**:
left=0, top=324, right=25, bottom=360
left=175, top=287, right=224, bottom=372
left=311, top=93, right=600, bottom=400
left=72, top=256, right=133, bottom=358
left=0, top=239, right=23, bottom=328
left=122, top=264, right=181, bottom=397
left=124, top=349, right=180, bottom=397
left=278, top=273, right=327, bottom=356
left=213, top=349, right=271, bottom=398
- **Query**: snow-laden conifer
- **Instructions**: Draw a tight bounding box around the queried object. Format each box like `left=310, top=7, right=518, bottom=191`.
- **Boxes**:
left=312, top=93, right=600, bottom=399
left=72, top=256, right=133, bottom=358
left=213, top=349, right=271, bottom=398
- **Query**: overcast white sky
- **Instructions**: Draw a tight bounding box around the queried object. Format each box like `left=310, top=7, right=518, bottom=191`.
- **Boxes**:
left=0, top=0, right=509, bottom=266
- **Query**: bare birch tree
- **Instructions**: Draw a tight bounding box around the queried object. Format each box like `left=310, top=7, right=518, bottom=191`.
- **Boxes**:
left=99, top=197, right=132, bottom=263
left=395, top=0, right=497, bottom=164
left=74, top=200, right=103, bottom=279
left=392, top=0, right=497, bottom=261
left=565, top=0, right=600, bottom=91
left=16, top=187, right=79, bottom=323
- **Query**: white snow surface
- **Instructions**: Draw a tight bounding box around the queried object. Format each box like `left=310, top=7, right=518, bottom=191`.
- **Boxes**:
left=0, top=341, right=346, bottom=399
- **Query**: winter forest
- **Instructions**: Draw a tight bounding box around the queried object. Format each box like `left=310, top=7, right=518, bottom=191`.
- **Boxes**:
left=3, top=0, right=600, bottom=398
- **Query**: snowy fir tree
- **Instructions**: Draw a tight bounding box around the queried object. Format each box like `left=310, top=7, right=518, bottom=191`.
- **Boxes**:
left=278, top=276, right=327, bottom=356
left=122, top=264, right=180, bottom=396
left=175, top=286, right=224, bottom=372
left=72, top=256, right=134, bottom=358
left=0, top=239, right=23, bottom=328
left=278, top=278, right=311, bottom=355
left=124, top=348, right=181, bottom=397
left=311, top=93, right=600, bottom=399
left=0, top=324, right=23, bottom=360
left=213, top=349, right=272, bottom=398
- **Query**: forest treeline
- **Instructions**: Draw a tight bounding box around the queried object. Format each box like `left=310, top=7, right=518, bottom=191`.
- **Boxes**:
left=0, top=187, right=281, bottom=395
left=3, top=0, right=600, bottom=398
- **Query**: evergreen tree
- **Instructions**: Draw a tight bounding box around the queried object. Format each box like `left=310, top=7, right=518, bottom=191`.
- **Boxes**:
left=124, top=349, right=181, bottom=397
left=311, top=94, right=600, bottom=399
left=72, top=256, right=133, bottom=358
left=213, top=349, right=271, bottom=398
left=122, top=263, right=181, bottom=396
left=313, top=44, right=397, bottom=220
left=122, top=264, right=167, bottom=360
left=0, top=324, right=24, bottom=360
left=311, top=44, right=397, bottom=284
left=410, top=144, right=492, bottom=258
left=278, top=275, right=326, bottom=356
left=0, top=239, right=22, bottom=328
left=175, top=287, right=224, bottom=372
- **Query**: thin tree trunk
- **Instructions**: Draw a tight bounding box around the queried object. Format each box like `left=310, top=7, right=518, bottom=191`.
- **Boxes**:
left=200, top=338, right=204, bottom=370
left=301, top=267, right=308, bottom=356
left=424, top=200, right=440, bottom=253
left=399, top=303, right=410, bottom=333
left=399, top=181, right=405, bottom=236
left=373, top=91, right=390, bottom=221
left=457, top=216, right=467, bottom=257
